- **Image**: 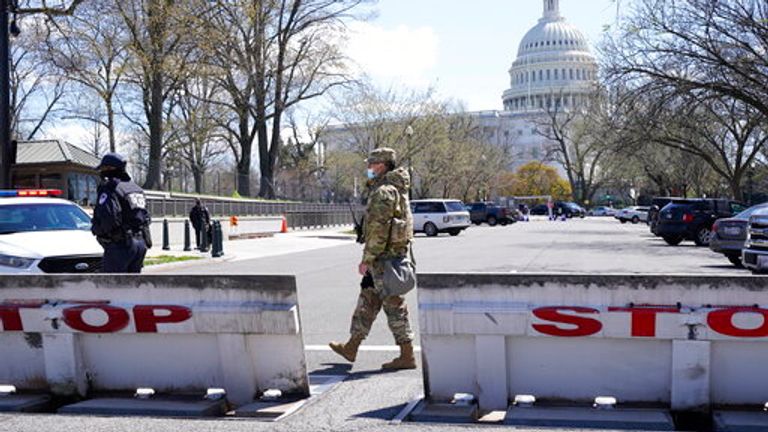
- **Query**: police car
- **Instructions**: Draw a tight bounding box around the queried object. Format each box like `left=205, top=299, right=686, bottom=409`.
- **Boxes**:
left=0, top=189, right=103, bottom=274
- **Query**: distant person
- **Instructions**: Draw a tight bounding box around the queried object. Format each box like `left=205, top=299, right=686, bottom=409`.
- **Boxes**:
left=91, top=153, right=151, bottom=273
left=189, top=198, right=211, bottom=249
left=329, top=147, right=416, bottom=370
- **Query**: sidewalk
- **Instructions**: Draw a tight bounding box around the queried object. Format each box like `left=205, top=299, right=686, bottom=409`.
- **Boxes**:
left=145, top=227, right=356, bottom=267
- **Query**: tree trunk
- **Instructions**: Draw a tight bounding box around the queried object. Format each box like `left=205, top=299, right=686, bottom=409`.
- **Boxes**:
left=143, top=69, right=163, bottom=190
left=237, top=112, right=252, bottom=197
left=106, top=95, right=116, bottom=154
left=192, top=166, right=203, bottom=194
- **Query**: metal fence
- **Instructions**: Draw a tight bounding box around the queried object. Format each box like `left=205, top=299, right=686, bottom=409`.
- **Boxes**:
left=147, top=197, right=361, bottom=230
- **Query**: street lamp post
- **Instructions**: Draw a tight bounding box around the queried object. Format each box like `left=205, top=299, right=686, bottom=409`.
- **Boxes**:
left=405, top=125, right=414, bottom=200
left=0, top=0, right=11, bottom=189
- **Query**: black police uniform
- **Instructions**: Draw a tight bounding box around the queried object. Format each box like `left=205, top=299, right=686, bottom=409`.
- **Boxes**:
left=92, top=170, right=151, bottom=273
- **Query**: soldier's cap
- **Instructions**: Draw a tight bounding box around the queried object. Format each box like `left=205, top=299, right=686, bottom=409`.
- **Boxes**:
left=95, top=152, right=127, bottom=171
left=366, top=147, right=397, bottom=165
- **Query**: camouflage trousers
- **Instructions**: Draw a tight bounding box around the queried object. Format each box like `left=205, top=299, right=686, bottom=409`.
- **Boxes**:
left=349, top=273, right=414, bottom=345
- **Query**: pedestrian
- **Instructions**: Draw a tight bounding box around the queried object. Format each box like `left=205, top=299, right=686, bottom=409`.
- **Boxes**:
left=91, top=153, right=152, bottom=273
left=189, top=198, right=211, bottom=249
left=329, top=147, right=416, bottom=370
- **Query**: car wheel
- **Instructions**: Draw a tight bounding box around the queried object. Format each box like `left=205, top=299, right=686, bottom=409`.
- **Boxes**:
left=424, top=222, right=438, bottom=237
left=693, top=226, right=712, bottom=247
left=449, top=229, right=461, bottom=236
left=663, top=235, right=683, bottom=246
left=727, top=254, right=744, bottom=268
left=487, top=216, right=498, bottom=226
left=500, top=220, right=509, bottom=226
left=631, top=216, right=640, bottom=224
left=620, top=219, right=627, bottom=224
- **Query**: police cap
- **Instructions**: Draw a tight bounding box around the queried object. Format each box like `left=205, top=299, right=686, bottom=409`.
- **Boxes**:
left=95, top=152, right=127, bottom=171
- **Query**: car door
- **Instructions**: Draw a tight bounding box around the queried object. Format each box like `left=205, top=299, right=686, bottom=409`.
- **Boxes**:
left=469, top=203, right=484, bottom=222
left=411, top=202, right=430, bottom=230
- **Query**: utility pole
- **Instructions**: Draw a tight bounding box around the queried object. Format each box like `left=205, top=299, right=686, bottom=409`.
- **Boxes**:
left=0, top=0, right=11, bottom=189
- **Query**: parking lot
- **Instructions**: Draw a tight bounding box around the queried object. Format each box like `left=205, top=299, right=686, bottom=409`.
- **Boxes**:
left=1, top=216, right=746, bottom=432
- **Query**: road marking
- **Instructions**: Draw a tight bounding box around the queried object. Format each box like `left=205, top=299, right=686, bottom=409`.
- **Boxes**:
left=305, top=344, right=421, bottom=352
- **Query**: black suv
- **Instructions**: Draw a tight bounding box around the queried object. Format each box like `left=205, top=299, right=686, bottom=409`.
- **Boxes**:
left=648, top=197, right=678, bottom=236
left=656, top=199, right=746, bottom=246
left=468, top=202, right=515, bottom=226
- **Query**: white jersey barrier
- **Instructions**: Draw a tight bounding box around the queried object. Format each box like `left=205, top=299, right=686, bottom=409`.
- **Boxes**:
left=418, top=274, right=768, bottom=412
left=0, top=275, right=308, bottom=406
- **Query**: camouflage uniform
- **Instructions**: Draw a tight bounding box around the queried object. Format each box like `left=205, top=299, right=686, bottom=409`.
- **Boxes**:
left=348, top=151, right=415, bottom=345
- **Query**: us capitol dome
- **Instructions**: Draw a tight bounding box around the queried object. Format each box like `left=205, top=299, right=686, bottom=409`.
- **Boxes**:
left=466, top=0, right=599, bottom=169
left=502, top=0, right=598, bottom=112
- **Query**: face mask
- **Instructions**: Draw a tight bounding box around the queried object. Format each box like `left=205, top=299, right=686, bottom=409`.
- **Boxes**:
left=366, top=168, right=376, bottom=179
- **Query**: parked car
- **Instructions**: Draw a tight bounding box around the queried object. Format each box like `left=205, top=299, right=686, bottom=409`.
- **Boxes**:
left=588, top=206, right=616, bottom=217
left=468, top=202, right=516, bottom=226
left=0, top=189, right=103, bottom=274
left=615, top=206, right=650, bottom=224
left=530, top=204, right=549, bottom=216
left=648, top=197, right=678, bottom=235
left=710, top=203, right=768, bottom=267
left=410, top=199, right=471, bottom=237
left=656, top=199, right=746, bottom=246
left=552, top=202, right=586, bottom=218
left=743, top=208, right=768, bottom=273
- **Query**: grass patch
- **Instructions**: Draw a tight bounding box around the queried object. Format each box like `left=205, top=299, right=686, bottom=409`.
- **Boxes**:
left=144, top=255, right=203, bottom=266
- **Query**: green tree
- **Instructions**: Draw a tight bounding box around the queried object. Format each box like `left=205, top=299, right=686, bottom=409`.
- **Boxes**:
left=499, top=161, right=572, bottom=201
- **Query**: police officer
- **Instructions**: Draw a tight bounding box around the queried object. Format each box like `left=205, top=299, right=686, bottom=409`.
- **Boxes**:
left=189, top=198, right=211, bottom=249
left=91, top=153, right=152, bottom=273
left=329, top=147, right=416, bottom=370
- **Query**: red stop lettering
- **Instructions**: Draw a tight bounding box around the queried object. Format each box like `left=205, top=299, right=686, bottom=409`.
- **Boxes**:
left=133, top=305, right=192, bottom=333
left=708, top=307, right=768, bottom=338
left=609, top=307, right=680, bottom=337
left=0, top=305, right=23, bottom=331
left=63, top=304, right=130, bottom=333
left=532, top=307, right=602, bottom=337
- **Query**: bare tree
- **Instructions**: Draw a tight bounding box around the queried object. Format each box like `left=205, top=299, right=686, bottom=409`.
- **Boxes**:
left=534, top=90, right=611, bottom=205
left=43, top=0, right=128, bottom=153
left=116, top=0, right=200, bottom=190
left=169, top=75, right=229, bottom=193
left=603, top=0, right=768, bottom=119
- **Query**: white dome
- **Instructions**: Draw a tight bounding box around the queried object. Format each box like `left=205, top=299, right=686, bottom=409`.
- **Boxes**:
left=501, top=0, right=598, bottom=113
left=517, top=19, right=590, bottom=55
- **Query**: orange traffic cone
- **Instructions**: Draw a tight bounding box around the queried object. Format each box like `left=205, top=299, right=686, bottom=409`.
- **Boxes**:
left=280, top=216, right=288, bottom=233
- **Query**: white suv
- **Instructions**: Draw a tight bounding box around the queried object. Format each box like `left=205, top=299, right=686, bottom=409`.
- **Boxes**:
left=410, top=199, right=471, bottom=237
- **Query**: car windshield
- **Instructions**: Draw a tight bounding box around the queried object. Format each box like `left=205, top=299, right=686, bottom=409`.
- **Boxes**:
left=0, top=203, right=91, bottom=234
left=445, top=201, right=465, bottom=212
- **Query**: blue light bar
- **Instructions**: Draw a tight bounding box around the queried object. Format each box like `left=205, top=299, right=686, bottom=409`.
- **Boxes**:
left=0, top=190, right=17, bottom=197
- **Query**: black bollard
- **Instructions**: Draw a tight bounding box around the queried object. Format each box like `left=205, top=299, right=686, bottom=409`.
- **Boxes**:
left=212, top=221, right=224, bottom=258
left=200, top=224, right=210, bottom=253
left=162, top=219, right=170, bottom=250
left=183, top=220, right=192, bottom=251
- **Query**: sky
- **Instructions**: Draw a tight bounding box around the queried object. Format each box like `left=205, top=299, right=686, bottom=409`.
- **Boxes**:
left=48, top=0, right=621, bottom=150
left=345, top=0, right=620, bottom=111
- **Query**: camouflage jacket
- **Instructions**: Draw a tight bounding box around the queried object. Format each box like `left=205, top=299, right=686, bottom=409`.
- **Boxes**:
left=362, top=167, right=414, bottom=267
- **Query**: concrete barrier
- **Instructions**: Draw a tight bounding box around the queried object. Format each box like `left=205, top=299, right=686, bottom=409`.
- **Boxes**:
left=418, top=274, right=768, bottom=412
left=149, top=216, right=284, bottom=248
left=0, top=275, right=308, bottom=406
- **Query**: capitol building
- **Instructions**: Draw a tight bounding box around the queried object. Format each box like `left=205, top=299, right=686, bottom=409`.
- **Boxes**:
left=471, top=0, right=599, bottom=169
left=321, top=0, right=598, bottom=171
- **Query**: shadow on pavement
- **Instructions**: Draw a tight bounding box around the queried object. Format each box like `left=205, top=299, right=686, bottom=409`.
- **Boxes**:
left=311, top=363, right=352, bottom=375
left=353, top=402, right=408, bottom=420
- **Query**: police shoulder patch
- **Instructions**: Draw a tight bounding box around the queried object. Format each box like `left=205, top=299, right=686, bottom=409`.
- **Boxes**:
left=98, top=193, right=108, bottom=205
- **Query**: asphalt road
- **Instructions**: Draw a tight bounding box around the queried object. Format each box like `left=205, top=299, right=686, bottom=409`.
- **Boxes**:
left=2, top=217, right=743, bottom=431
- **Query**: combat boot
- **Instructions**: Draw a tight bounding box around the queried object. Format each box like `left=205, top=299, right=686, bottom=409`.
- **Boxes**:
left=381, top=342, right=416, bottom=370
left=329, top=335, right=363, bottom=363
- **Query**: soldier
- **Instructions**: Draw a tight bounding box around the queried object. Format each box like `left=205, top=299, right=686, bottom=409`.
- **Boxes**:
left=329, top=147, right=416, bottom=370
left=91, top=153, right=152, bottom=273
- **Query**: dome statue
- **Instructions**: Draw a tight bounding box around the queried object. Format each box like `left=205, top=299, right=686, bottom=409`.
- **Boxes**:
left=502, top=0, right=598, bottom=113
